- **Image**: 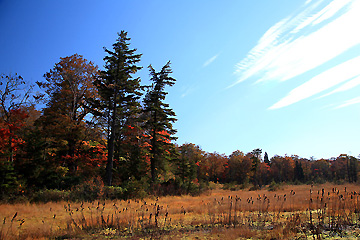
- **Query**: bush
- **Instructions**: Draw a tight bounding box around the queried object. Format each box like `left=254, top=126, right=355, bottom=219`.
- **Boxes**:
left=31, top=189, right=70, bottom=203
left=267, top=180, right=283, bottom=192
left=103, top=186, right=126, bottom=200
left=207, top=181, right=219, bottom=190
left=186, top=181, right=204, bottom=196
left=222, top=182, right=241, bottom=191
left=122, top=177, right=148, bottom=199
left=0, top=161, right=19, bottom=200
left=70, top=176, right=104, bottom=202
left=333, top=179, right=346, bottom=185
left=249, top=184, right=261, bottom=191
left=312, top=177, right=326, bottom=184
left=293, top=179, right=303, bottom=185
left=176, top=180, right=204, bottom=196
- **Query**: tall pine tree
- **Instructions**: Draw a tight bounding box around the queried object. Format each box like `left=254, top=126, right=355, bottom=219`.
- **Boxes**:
left=91, top=31, right=142, bottom=186
left=143, top=61, right=177, bottom=183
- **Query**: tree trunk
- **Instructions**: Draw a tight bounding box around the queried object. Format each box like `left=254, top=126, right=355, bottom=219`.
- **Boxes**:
left=106, top=92, right=117, bottom=186
left=150, top=111, right=157, bottom=183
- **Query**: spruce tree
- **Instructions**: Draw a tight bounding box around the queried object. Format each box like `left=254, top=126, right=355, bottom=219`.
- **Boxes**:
left=264, top=152, right=270, bottom=165
left=294, top=160, right=304, bottom=182
left=250, top=148, right=262, bottom=187
left=143, top=61, right=177, bottom=183
left=91, top=31, right=142, bottom=186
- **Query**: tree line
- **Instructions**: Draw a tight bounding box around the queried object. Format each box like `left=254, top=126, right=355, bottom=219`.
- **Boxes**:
left=0, top=31, right=359, bottom=201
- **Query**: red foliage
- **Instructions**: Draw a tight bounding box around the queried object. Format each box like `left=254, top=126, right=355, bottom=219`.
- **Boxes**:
left=60, top=141, right=107, bottom=176
left=0, top=108, right=28, bottom=157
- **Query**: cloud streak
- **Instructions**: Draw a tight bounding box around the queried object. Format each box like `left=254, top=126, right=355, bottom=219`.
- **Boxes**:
left=231, top=0, right=360, bottom=109
left=203, top=54, right=219, bottom=67
left=335, top=96, right=360, bottom=109
left=269, top=56, right=360, bottom=109
left=318, top=75, right=360, bottom=99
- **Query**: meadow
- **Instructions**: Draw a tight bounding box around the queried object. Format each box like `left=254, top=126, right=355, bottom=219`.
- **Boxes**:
left=1, top=183, right=360, bottom=239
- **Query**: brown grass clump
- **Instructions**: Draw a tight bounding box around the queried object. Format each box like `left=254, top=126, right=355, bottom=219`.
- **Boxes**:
left=1, top=183, right=360, bottom=239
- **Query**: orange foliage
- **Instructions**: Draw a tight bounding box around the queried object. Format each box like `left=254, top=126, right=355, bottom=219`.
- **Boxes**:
left=59, top=141, right=107, bottom=177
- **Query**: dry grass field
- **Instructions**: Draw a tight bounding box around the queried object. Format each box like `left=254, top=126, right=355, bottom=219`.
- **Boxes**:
left=1, top=183, right=360, bottom=239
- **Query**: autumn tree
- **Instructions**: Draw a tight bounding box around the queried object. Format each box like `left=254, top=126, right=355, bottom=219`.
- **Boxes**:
left=330, top=155, right=349, bottom=181
left=37, top=54, right=100, bottom=175
left=40, top=54, right=99, bottom=123
left=331, top=154, right=359, bottom=183
left=0, top=73, right=33, bottom=162
left=175, top=143, right=204, bottom=193
left=91, top=31, right=142, bottom=186
left=0, top=73, right=34, bottom=197
left=270, top=155, right=295, bottom=182
left=112, top=124, right=150, bottom=185
left=227, top=150, right=252, bottom=184
left=311, top=159, right=330, bottom=182
left=299, top=158, right=311, bottom=182
left=143, top=61, right=177, bottom=183
left=200, top=152, right=228, bottom=183
left=348, top=155, right=358, bottom=183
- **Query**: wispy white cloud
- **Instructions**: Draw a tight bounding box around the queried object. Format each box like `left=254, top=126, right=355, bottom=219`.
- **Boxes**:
left=318, top=75, right=360, bottom=98
left=203, top=54, right=219, bottom=67
left=269, top=56, right=360, bottom=109
left=231, top=0, right=360, bottom=109
left=181, top=87, right=194, bottom=98
left=335, top=96, right=360, bottom=109
left=292, top=0, right=352, bottom=33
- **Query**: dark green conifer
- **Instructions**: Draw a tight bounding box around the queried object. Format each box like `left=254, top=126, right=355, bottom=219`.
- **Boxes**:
left=92, top=31, right=142, bottom=186
left=143, top=61, right=177, bottom=183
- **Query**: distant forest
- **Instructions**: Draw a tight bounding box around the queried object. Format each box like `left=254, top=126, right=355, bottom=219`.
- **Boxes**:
left=1, top=31, right=359, bottom=202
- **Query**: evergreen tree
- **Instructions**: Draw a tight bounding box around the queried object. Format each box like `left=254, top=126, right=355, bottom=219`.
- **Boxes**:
left=143, top=61, right=177, bottom=183
left=348, top=156, right=358, bottom=183
left=91, top=31, right=142, bottom=186
left=250, top=148, right=262, bottom=187
left=264, top=152, right=270, bottom=165
left=294, top=160, right=304, bottom=182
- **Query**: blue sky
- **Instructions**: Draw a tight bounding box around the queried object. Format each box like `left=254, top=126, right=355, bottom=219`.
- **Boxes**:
left=1, top=0, right=359, bottom=159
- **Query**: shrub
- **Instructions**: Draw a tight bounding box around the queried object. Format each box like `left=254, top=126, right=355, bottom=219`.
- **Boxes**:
left=207, top=181, right=219, bottom=190
left=103, top=186, right=126, bottom=200
left=312, top=176, right=326, bottom=184
left=70, top=176, right=104, bottom=202
left=249, top=184, right=261, bottom=191
left=0, top=161, right=19, bottom=200
left=267, top=180, right=283, bottom=192
left=31, top=189, right=70, bottom=203
left=222, top=182, right=241, bottom=191
left=122, top=177, right=148, bottom=199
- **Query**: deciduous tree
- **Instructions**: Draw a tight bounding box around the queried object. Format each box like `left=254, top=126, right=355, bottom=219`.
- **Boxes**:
left=0, top=73, right=34, bottom=196
left=0, top=73, right=33, bottom=162
left=175, top=143, right=204, bottom=193
left=37, top=54, right=100, bottom=174
left=227, top=150, right=251, bottom=184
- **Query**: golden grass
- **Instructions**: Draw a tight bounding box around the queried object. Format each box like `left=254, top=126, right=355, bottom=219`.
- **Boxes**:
left=1, top=183, right=360, bottom=239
